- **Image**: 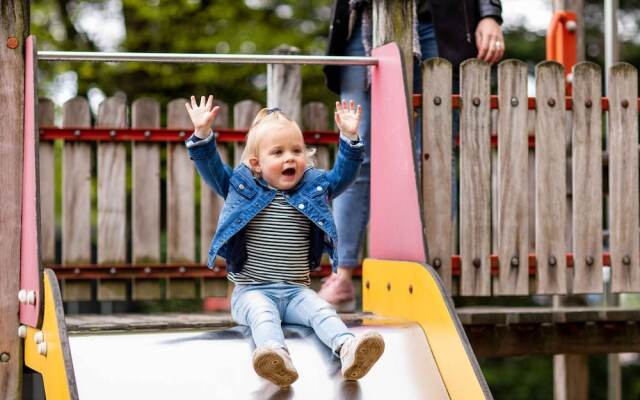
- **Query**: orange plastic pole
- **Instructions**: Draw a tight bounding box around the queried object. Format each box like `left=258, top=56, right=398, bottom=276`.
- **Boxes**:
left=546, top=11, right=577, bottom=94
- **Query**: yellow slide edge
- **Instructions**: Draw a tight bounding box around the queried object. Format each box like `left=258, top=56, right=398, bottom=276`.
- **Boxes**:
left=24, top=269, right=78, bottom=400
left=362, top=259, right=492, bottom=400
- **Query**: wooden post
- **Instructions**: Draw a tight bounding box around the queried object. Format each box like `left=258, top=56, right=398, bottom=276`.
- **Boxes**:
left=372, top=0, right=414, bottom=96
left=267, top=45, right=301, bottom=125
left=0, top=1, right=29, bottom=397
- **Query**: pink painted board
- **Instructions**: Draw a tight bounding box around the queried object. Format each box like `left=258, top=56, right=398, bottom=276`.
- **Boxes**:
left=20, top=35, right=44, bottom=327
left=369, top=43, right=427, bottom=263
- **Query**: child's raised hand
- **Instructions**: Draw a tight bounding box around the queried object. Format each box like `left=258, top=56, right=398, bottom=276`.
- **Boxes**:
left=334, top=99, right=362, bottom=141
left=185, top=95, right=220, bottom=139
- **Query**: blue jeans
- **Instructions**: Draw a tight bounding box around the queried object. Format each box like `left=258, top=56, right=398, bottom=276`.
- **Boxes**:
left=231, top=283, right=354, bottom=353
left=332, top=20, right=437, bottom=268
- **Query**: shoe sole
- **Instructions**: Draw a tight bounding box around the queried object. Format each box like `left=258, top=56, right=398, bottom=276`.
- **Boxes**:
left=253, top=351, right=299, bottom=387
left=343, top=333, right=385, bottom=381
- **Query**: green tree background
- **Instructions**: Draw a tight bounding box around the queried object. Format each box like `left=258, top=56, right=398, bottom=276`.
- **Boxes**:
left=29, top=1, right=640, bottom=398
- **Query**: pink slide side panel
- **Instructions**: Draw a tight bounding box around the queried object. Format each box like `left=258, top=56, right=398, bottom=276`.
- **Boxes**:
left=21, top=35, right=43, bottom=327
left=369, top=43, right=426, bottom=263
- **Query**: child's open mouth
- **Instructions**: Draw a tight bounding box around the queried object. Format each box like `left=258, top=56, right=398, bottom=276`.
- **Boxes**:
left=282, top=167, right=296, bottom=176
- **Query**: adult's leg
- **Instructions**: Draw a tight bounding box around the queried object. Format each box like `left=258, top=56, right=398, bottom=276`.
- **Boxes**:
left=321, top=18, right=371, bottom=309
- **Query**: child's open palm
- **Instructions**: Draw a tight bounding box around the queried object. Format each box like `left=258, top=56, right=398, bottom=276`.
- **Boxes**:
left=334, top=99, right=362, bottom=141
left=185, top=95, right=220, bottom=138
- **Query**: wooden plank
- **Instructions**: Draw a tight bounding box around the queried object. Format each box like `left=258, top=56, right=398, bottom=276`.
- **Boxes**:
left=131, top=98, right=162, bottom=300
left=608, top=62, right=640, bottom=292
left=0, top=2, right=27, bottom=394
left=267, top=45, right=301, bottom=124
left=372, top=0, right=414, bottom=95
left=167, top=279, right=197, bottom=299
left=61, top=98, right=93, bottom=301
left=571, top=62, right=603, bottom=294
left=96, top=97, right=127, bottom=263
left=38, top=98, right=56, bottom=263
left=303, top=102, right=331, bottom=170
left=132, top=278, right=164, bottom=301
left=62, top=97, right=92, bottom=264
left=496, top=60, right=529, bottom=295
left=60, top=280, right=93, bottom=302
left=131, top=97, right=161, bottom=263
left=459, top=59, right=491, bottom=296
left=96, top=97, right=128, bottom=301
left=97, top=278, right=128, bottom=301
left=535, top=62, right=568, bottom=294
left=421, top=58, right=453, bottom=292
left=167, top=99, right=196, bottom=263
left=201, top=100, right=229, bottom=265
left=233, top=100, right=262, bottom=166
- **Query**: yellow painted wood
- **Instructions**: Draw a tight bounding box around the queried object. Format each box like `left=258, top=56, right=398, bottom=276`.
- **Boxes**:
left=24, top=269, right=78, bottom=399
left=363, top=259, right=490, bottom=400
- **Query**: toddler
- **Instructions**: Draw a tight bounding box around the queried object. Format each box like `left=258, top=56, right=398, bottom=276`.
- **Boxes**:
left=184, top=95, right=384, bottom=387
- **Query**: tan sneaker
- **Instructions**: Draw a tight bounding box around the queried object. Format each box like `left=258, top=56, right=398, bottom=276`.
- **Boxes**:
left=340, top=331, right=385, bottom=380
left=252, top=346, right=299, bottom=387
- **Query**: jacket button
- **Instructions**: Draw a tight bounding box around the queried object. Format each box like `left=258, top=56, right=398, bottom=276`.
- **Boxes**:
left=318, top=221, right=324, bottom=226
left=316, top=186, right=323, bottom=191
left=235, top=218, right=242, bottom=224
left=298, top=204, right=305, bottom=210
left=238, top=184, right=245, bottom=190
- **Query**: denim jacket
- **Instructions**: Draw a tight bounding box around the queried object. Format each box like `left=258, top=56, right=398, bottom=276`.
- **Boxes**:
left=187, top=134, right=363, bottom=273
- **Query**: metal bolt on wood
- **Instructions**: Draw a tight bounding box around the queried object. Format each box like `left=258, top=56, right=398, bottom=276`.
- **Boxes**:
left=547, top=98, right=556, bottom=107
left=585, top=99, right=592, bottom=108
left=510, top=256, right=519, bottom=267
left=472, top=97, right=481, bottom=107
left=365, top=280, right=370, bottom=289
left=622, top=255, right=632, bottom=265
left=408, top=285, right=413, bottom=294
left=586, top=256, right=595, bottom=266
left=622, top=99, right=629, bottom=108
left=386, top=282, right=391, bottom=291
left=510, top=97, right=519, bottom=107
left=0, top=352, right=10, bottom=362
left=549, top=256, right=557, bottom=267
left=38, top=342, right=47, bottom=356
left=433, top=96, right=442, bottom=106
left=432, top=258, right=441, bottom=268
left=472, top=258, right=481, bottom=268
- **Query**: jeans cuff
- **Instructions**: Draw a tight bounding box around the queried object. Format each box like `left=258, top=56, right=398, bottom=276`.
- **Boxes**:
left=332, top=333, right=355, bottom=357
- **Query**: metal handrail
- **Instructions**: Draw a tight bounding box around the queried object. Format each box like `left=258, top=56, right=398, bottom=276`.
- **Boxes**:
left=37, top=51, right=377, bottom=66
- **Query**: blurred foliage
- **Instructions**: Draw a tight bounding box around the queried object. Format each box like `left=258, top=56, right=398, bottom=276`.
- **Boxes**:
left=31, top=0, right=335, bottom=117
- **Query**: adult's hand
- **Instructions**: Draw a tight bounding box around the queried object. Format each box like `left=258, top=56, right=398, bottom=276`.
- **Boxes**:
left=475, top=17, right=505, bottom=64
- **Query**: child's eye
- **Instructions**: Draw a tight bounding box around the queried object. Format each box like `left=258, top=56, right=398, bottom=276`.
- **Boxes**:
left=293, top=148, right=302, bottom=154
left=272, top=149, right=283, bottom=156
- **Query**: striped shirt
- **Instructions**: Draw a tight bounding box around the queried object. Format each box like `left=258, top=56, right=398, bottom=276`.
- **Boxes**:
left=228, top=192, right=311, bottom=286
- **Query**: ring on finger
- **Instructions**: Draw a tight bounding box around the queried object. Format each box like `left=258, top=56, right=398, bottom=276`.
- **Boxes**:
left=494, top=41, right=503, bottom=49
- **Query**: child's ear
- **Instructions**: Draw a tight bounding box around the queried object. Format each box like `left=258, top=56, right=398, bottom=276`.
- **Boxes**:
left=249, top=156, right=261, bottom=173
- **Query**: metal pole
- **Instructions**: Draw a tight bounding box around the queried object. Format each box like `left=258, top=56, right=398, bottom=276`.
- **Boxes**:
left=604, top=2, right=621, bottom=400
left=37, top=51, right=377, bottom=66
left=604, top=0, right=618, bottom=92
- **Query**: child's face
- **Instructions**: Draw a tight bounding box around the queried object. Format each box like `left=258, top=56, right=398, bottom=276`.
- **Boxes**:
left=251, top=122, right=306, bottom=190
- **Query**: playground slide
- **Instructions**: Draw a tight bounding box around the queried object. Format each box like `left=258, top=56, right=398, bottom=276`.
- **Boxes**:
left=20, top=42, right=490, bottom=399
left=23, top=264, right=490, bottom=399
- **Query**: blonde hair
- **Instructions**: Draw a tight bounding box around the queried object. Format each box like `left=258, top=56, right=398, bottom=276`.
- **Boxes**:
left=240, top=108, right=316, bottom=169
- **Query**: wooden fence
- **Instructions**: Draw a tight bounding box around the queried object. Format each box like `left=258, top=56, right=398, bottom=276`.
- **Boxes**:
left=38, top=58, right=640, bottom=301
